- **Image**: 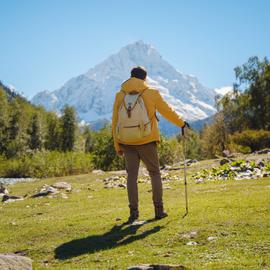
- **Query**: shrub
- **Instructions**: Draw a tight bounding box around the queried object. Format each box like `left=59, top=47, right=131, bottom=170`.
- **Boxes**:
left=230, top=130, right=270, bottom=152
left=200, top=113, right=228, bottom=158
left=227, top=143, right=252, bottom=154
left=91, top=127, right=187, bottom=170
left=158, top=136, right=176, bottom=166
left=0, top=151, right=93, bottom=178
left=92, top=126, right=125, bottom=171
left=0, top=155, right=7, bottom=174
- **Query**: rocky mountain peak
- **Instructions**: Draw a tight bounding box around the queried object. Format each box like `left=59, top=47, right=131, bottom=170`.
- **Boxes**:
left=31, top=41, right=218, bottom=134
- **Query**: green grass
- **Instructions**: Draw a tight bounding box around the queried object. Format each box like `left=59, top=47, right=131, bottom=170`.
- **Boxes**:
left=1, top=170, right=270, bottom=270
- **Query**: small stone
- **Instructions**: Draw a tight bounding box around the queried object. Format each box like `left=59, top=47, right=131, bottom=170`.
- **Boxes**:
left=195, top=178, right=204, bottom=184
left=186, top=241, right=198, bottom=246
left=130, top=220, right=148, bottom=226
left=118, top=183, right=127, bottom=188
left=52, top=182, right=72, bottom=192
left=255, top=160, right=265, bottom=167
left=207, top=236, right=217, bottom=241
left=127, top=266, right=153, bottom=270
left=31, top=185, right=59, bottom=198
left=220, top=158, right=230, bottom=165
left=186, top=159, right=198, bottom=166
left=189, top=231, right=198, bottom=238
left=230, top=166, right=239, bottom=171
left=127, top=264, right=186, bottom=270
left=180, top=231, right=197, bottom=239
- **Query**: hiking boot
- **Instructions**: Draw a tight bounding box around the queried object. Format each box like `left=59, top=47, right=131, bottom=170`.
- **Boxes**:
left=127, top=208, right=139, bottom=224
left=155, top=206, right=168, bottom=220
left=155, top=211, right=168, bottom=220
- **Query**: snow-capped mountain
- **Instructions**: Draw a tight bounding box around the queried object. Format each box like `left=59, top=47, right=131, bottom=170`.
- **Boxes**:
left=214, top=86, right=233, bottom=96
left=31, top=41, right=218, bottom=132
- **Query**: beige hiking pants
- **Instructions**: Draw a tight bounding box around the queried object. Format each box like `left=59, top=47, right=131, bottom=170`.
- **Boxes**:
left=120, top=142, right=163, bottom=211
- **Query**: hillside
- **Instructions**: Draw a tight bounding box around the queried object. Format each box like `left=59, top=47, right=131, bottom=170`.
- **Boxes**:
left=0, top=81, right=27, bottom=102
left=1, top=157, right=269, bottom=270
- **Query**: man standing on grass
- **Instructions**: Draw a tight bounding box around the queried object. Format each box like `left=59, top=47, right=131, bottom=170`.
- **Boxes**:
left=112, top=66, right=188, bottom=223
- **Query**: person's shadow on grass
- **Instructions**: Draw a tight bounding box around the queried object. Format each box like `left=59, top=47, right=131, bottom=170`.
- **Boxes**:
left=54, top=219, right=163, bottom=260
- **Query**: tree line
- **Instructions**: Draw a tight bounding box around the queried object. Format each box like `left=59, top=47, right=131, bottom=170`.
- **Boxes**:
left=0, top=83, right=80, bottom=157
left=0, top=82, right=127, bottom=177
left=201, top=56, right=270, bottom=157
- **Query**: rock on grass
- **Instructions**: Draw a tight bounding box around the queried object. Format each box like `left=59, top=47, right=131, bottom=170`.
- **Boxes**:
left=127, top=264, right=186, bottom=270
left=0, top=254, right=32, bottom=270
left=52, top=182, right=72, bottom=192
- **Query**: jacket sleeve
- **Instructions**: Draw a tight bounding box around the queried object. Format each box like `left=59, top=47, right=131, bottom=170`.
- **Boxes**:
left=154, top=90, right=185, bottom=128
left=112, top=93, right=121, bottom=152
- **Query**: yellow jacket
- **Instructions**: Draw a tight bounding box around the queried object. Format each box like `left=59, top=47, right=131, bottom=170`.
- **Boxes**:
left=112, top=77, right=185, bottom=152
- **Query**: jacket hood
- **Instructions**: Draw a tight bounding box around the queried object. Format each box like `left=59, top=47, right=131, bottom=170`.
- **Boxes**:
left=121, top=77, right=148, bottom=93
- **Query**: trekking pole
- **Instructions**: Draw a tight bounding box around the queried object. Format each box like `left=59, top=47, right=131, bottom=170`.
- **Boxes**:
left=182, top=125, right=188, bottom=219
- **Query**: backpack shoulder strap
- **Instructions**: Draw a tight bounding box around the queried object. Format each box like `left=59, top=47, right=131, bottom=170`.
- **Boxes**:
left=119, top=90, right=126, bottom=105
left=139, top=87, right=148, bottom=97
left=120, top=89, right=126, bottom=95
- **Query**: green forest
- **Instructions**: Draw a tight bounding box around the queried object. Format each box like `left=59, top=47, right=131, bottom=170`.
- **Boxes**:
left=0, top=56, right=270, bottom=178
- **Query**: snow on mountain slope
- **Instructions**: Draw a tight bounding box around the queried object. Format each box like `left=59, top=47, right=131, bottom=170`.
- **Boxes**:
left=31, top=41, right=218, bottom=131
left=215, top=86, right=233, bottom=96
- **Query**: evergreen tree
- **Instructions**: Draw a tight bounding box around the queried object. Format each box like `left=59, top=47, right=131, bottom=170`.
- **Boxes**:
left=83, top=126, right=94, bottom=153
left=45, top=112, right=60, bottom=150
left=28, top=113, right=42, bottom=150
left=5, top=99, right=28, bottom=158
left=0, top=87, right=9, bottom=154
left=8, top=99, right=21, bottom=141
left=60, top=106, right=77, bottom=151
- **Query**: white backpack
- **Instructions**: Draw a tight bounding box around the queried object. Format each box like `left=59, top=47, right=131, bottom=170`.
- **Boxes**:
left=116, top=90, right=151, bottom=142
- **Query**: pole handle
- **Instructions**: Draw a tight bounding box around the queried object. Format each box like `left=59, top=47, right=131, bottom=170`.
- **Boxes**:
left=181, top=122, right=191, bottom=137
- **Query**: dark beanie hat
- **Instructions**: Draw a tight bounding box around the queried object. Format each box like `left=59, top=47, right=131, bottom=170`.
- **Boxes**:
left=131, top=66, right=147, bottom=80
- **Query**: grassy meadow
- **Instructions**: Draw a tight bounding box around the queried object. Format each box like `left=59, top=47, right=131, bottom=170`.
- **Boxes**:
left=0, top=160, right=270, bottom=270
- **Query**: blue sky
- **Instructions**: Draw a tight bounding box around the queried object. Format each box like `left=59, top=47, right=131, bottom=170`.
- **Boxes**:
left=0, top=0, right=269, bottom=98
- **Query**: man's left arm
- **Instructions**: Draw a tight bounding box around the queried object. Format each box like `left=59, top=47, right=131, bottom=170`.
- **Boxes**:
left=154, top=90, right=185, bottom=128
